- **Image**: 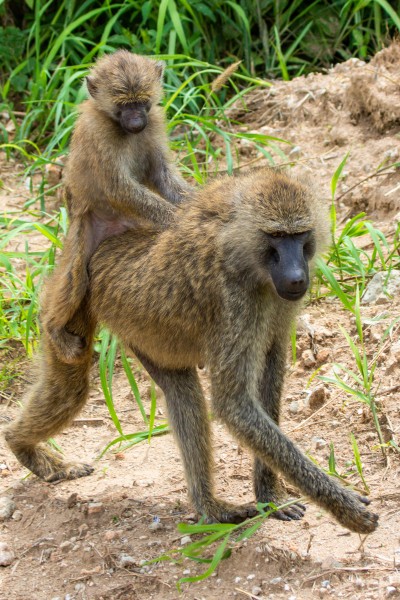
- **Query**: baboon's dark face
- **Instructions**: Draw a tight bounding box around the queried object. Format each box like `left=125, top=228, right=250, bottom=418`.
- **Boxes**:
left=265, top=231, right=316, bottom=301
left=116, top=101, right=151, bottom=134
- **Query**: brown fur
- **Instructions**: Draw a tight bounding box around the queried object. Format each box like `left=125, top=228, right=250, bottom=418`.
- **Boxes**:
left=42, top=50, right=192, bottom=364
left=4, top=168, right=378, bottom=533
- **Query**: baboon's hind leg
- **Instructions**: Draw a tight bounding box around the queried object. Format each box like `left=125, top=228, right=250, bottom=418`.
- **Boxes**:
left=42, top=218, right=92, bottom=364
left=4, top=308, right=95, bottom=481
left=134, top=350, right=257, bottom=524
left=254, top=340, right=306, bottom=521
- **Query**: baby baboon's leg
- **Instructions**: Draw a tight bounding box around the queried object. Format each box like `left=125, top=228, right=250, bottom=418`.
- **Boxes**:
left=4, top=306, right=95, bottom=481
left=135, top=350, right=257, bottom=524
left=254, top=340, right=306, bottom=521
left=42, top=218, right=91, bottom=364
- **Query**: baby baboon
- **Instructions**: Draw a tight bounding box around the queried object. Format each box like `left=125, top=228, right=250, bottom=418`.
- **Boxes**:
left=42, top=50, right=192, bottom=364
left=5, top=168, right=379, bottom=534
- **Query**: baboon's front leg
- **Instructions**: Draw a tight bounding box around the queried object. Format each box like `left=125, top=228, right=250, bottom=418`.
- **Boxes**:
left=135, top=350, right=257, bottom=524
left=254, top=340, right=306, bottom=521
left=211, top=348, right=378, bottom=534
left=4, top=308, right=95, bottom=481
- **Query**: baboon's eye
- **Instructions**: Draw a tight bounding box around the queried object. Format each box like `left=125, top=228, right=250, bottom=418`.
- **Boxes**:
left=266, top=246, right=279, bottom=263
left=144, top=101, right=151, bottom=112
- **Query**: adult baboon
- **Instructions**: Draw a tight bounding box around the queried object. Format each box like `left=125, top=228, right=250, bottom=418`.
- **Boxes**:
left=5, top=168, right=378, bottom=533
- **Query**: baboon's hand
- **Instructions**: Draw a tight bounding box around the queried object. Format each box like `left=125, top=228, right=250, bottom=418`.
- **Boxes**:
left=268, top=500, right=306, bottom=522
left=334, top=491, right=378, bottom=534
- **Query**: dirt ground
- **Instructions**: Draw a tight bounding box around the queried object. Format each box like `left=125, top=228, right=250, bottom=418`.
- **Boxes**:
left=1, top=44, right=400, bottom=600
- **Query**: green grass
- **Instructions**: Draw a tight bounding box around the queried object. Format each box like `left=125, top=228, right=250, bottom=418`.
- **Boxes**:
left=2, top=1, right=400, bottom=156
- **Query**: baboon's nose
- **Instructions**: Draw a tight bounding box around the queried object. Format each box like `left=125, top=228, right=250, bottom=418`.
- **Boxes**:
left=287, top=269, right=306, bottom=291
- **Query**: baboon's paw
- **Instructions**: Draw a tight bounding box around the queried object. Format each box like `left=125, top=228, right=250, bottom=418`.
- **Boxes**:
left=257, top=490, right=306, bottom=522
left=204, top=501, right=258, bottom=524
left=13, top=445, right=93, bottom=482
left=335, top=493, right=379, bottom=534
left=268, top=500, right=307, bottom=522
left=44, top=462, right=94, bottom=482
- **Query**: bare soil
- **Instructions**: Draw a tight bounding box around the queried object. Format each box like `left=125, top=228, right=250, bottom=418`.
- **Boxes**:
left=1, top=44, right=400, bottom=600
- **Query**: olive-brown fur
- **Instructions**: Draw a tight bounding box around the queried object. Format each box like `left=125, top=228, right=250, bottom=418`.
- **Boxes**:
left=5, top=169, right=378, bottom=533
left=42, top=50, right=192, bottom=364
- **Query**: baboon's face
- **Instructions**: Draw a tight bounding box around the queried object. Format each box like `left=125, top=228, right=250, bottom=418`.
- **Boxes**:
left=264, top=230, right=316, bottom=300
left=115, top=101, right=151, bottom=134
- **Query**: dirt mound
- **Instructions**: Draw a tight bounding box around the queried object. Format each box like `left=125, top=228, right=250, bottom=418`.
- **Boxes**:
left=229, top=42, right=400, bottom=216
left=347, top=42, right=400, bottom=133
left=231, top=41, right=400, bottom=135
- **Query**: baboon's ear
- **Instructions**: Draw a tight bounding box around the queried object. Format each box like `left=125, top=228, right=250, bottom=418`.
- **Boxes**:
left=86, top=76, right=98, bottom=97
left=155, top=60, right=165, bottom=80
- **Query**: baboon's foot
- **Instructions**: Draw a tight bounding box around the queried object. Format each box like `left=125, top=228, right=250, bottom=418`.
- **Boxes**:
left=333, top=491, right=379, bottom=534
left=10, top=444, right=94, bottom=482
left=258, top=493, right=306, bottom=521
left=202, top=500, right=258, bottom=524
left=44, top=461, right=94, bottom=482
left=49, top=326, right=87, bottom=364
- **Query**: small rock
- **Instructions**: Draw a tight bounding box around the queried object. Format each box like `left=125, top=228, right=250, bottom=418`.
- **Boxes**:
left=252, top=586, right=262, bottom=596
left=0, top=542, right=15, bottom=566
left=309, top=386, right=326, bottom=411
left=180, top=536, right=192, bottom=546
left=362, top=270, right=400, bottom=304
left=386, top=586, right=397, bottom=597
left=362, top=272, right=384, bottom=303
left=149, top=520, right=164, bottom=531
left=86, top=502, right=103, bottom=515
left=270, top=577, right=282, bottom=585
left=12, top=510, right=23, bottom=521
left=316, top=348, right=330, bottom=365
left=384, top=148, right=399, bottom=160
left=182, top=569, right=191, bottom=575
left=321, top=555, right=343, bottom=569
left=289, top=145, right=302, bottom=157
left=67, top=493, right=78, bottom=509
left=312, top=437, right=327, bottom=450
left=119, top=554, right=136, bottom=568
left=235, top=577, right=242, bottom=584
left=0, top=496, right=16, bottom=521
left=302, top=349, right=316, bottom=368
left=289, top=401, right=300, bottom=415
left=104, top=530, right=120, bottom=541
left=247, top=573, right=255, bottom=580
left=78, top=523, right=89, bottom=538
left=60, top=541, right=73, bottom=552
